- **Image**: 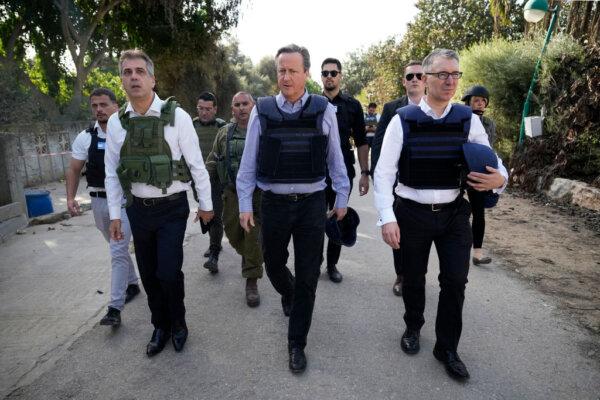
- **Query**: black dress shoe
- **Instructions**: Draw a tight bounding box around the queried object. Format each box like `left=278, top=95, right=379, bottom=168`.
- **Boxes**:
left=288, top=347, right=307, bottom=373
left=326, top=265, right=343, bottom=283
left=433, top=347, right=470, bottom=380
left=172, top=323, right=188, bottom=352
left=400, top=329, right=420, bottom=354
left=203, top=248, right=211, bottom=258
left=99, top=307, right=121, bottom=326
left=125, top=284, right=141, bottom=303
left=146, top=328, right=170, bottom=357
left=392, top=275, right=403, bottom=297
left=281, top=295, right=293, bottom=317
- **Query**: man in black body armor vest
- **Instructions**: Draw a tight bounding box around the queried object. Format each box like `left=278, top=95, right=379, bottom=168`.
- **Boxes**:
left=320, top=57, right=370, bottom=283
left=66, top=88, right=140, bottom=327
left=237, top=44, right=350, bottom=373
left=193, top=91, right=227, bottom=273
left=106, top=49, right=214, bottom=357
left=374, top=49, right=508, bottom=380
left=364, top=102, right=379, bottom=148
left=205, top=92, right=263, bottom=307
left=371, top=60, right=426, bottom=297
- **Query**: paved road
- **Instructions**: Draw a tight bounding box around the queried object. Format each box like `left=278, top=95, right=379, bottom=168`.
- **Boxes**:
left=1, top=180, right=599, bottom=399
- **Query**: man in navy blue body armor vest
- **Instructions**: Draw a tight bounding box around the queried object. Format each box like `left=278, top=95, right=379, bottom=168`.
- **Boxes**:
left=237, top=44, right=350, bottom=373
left=66, top=88, right=140, bottom=328
left=374, top=49, right=508, bottom=381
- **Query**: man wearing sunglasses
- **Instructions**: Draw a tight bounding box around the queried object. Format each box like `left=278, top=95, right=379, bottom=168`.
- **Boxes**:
left=320, top=57, right=369, bottom=284
left=371, top=60, right=425, bottom=297
left=374, top=49, right=508, bottom=381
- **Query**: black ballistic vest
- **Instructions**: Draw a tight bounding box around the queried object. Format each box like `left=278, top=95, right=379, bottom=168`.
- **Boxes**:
left=256, top=95, right=329, bottom=184
left=85, top=126, right=106, bottom=188
left=397, top=104, right=472, bottom=189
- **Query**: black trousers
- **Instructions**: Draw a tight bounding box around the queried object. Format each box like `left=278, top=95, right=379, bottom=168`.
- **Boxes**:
left=395, top=197, right=472, bottom=352
left=260, top=190, right=326, bottom=349
left=126, top=194, right=189, bottom=330
left=324, top=177, right=353, bottom=267
left=466, top=189, right=486, bottom=249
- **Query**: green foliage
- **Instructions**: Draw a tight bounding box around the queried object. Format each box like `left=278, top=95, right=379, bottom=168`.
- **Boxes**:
left=84, top=66, right=127, bottom=105
left=306, top=78, right=322, bottom=95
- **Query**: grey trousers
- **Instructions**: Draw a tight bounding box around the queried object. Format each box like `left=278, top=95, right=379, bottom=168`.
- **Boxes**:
left=91, top=196, right=139, bottom=310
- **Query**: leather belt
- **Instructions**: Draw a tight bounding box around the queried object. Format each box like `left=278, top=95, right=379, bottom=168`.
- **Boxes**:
left=89, top=191, right=107, bottom=198
left=133, top=192, right=185, bottom=207
left=264, top=191, right=315, bottom=202
left=398, top=196, right=462, bottom=212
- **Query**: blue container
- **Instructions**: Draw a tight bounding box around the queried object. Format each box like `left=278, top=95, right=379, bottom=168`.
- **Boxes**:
left=25, top=189, right=54, bottom=217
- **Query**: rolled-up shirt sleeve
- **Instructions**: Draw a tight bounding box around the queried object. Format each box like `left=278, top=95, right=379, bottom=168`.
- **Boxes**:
left=323, top=104, right=350, bottom=209
left=374, top=114, right=403, bottom=225
left=236, top=106, right=260, bottom=213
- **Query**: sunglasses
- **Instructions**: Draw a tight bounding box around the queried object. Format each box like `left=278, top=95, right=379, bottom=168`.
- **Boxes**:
left=321, top=70, right=340, bottom=78
left=405, top=73, right=423, bottom=81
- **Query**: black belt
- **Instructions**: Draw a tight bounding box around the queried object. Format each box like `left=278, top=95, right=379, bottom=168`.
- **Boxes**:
left=398, top=196, right=462, bottom=212
left=264, top=191, right=316, bottom=202
left=89, top=191, right=107, bottom=198
left=133, top=191, right=186, bottom=207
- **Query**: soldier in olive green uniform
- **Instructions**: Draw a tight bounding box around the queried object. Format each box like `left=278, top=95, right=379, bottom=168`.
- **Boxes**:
left=193, top=91, right=227, bottom=273
left=205, top=92, right=263, bottom=307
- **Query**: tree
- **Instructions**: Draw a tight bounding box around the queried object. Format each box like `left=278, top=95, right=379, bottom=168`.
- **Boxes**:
left=0, top=0, right=242, bottom=118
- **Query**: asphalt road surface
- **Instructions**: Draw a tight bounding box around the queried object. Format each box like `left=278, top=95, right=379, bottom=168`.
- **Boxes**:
left=1, top=181, right=599, bottom=399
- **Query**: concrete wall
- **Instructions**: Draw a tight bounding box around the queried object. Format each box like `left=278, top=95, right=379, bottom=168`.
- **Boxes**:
left=0, top=121, right=89, bottom=190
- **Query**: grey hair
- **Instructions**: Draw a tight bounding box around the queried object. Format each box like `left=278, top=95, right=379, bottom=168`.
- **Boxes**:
left=276, top=44, right=311, bottom=71
left=232, top=91, right=255, bottom=104
left=422, top=49, right=459, bottom=72
left=119, top=49, right=155, bottom=77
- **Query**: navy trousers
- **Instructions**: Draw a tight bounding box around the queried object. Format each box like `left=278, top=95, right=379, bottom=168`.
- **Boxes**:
left=395, top=197, right=472, bottom=352
left=126, top=194, right=189, bottom=330
left=260, top=190, right=326, bottom=349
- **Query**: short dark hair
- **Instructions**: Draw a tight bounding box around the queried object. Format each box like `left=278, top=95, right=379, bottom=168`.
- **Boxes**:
left=198, top=91, right=218, bottom=106
left=321, top=58, right=342, bottom=71
left=404, top=60, right=422, bottom=72
left=90, top=88, right=117, bottom=103
left=368, top=102, right=377, bottom=109
left=276, top=44, right=311, bottom=71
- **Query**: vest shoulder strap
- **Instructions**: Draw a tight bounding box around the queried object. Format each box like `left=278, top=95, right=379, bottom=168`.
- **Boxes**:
left=216, top=118, right=227, bottom=128
left=226, top=123, right=238, bottom=141
left=256, top=96, right=281, bottom=121
left=118, top=104, right=129, bottom=129
left=86, top=124, right=97, bottom=135
left=302, top=94, right=329, bottom=118
left=160, top=96, right=179, bottom=127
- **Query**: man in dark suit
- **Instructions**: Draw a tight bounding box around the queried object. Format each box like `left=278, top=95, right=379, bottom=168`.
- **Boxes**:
left=370, top=60, right=425, bottom=297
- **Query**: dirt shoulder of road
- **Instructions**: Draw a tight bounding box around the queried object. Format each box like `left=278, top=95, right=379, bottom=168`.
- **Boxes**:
left=484, top=189, right=600, bottom=348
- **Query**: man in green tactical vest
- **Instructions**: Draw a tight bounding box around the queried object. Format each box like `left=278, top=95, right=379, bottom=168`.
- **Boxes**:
left=205, top=91, right=263, bottom=307
left=106, top=49, right=214, bottom=357
left=193, top=91, right=227, bottom=273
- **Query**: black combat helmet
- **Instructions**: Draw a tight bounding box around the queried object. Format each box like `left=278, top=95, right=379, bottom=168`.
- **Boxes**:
left=461, top=85, right=490, bottom=106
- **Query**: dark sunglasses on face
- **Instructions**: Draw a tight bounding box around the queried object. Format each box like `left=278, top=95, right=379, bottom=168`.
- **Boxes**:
left=321, top=70, right=340, bottom=78
left=405, top=73, right=423, bottom=81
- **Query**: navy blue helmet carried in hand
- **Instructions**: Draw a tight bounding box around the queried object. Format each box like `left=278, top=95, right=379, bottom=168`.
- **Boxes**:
left=462, top=142, right=500, bottom=208
left=325, top=207, right=360, bottom=247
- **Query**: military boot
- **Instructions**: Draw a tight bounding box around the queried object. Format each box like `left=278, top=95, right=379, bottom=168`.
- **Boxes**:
left=203, top=250, right=219, bottom=274
left=245, top=278, right=260, bottom=307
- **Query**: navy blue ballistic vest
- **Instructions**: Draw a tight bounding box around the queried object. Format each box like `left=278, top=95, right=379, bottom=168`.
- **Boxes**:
left=85, top=126, right=106, bottom=188
left=256, top=95, right=329, bottom=183
left=397, top=104, right=472, bottom=189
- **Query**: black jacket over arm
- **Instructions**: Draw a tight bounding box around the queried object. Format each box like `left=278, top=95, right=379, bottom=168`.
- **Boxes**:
left=369, top=95, right=408, bottom=175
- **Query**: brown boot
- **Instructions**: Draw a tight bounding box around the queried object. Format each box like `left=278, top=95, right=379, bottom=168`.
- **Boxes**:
left=245, top=278, right=260, bottom=308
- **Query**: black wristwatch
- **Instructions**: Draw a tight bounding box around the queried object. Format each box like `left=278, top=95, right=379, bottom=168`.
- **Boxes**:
left=360, top=170, right=370, bottom=176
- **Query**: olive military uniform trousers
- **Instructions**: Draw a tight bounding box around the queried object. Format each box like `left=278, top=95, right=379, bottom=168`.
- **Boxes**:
left=222, top=185, right=263, bottom=278
left=208, top=177, right=224, bottom=252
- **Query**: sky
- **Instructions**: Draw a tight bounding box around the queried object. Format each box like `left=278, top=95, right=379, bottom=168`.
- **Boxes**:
left=231, top=0, right=419, bottom=82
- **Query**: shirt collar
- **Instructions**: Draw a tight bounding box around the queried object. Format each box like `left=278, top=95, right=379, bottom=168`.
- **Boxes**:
left=419, top=97, right=453, bottom=119
left=93, top=121, right=107, bottom=136
left=125, top=93, right=162, bottom=117
left=276, top=90, right=309, bottom=109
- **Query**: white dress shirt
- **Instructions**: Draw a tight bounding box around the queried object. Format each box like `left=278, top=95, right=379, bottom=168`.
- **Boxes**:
left=374, top=98, right=508, bottom=225
left=105, top=94, right=213, bottom=220
left=71, top=121, right=105, bottom=192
